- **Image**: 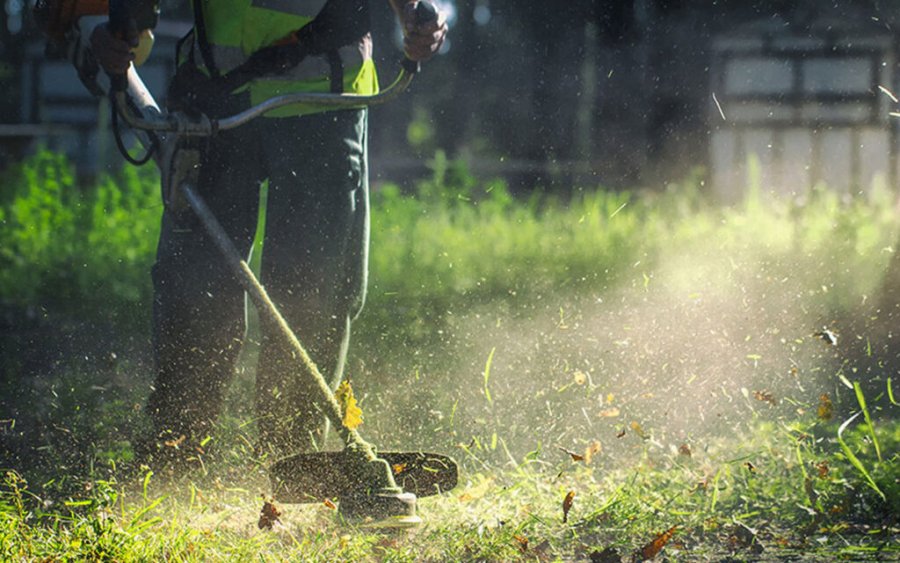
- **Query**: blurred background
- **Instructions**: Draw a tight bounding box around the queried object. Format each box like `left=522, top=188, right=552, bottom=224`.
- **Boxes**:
left=3, top=0, right=900, bottom=197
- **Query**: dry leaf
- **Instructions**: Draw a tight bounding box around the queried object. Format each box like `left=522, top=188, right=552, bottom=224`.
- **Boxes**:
left=336, top=381, right=363, bottom=430
left=258, top=498, right=282, bottom=530
left=513, top=534, right=529, bottom=553
left=598, top=407, right=621, bottom=418
left=817, top=393, right=833, bottom=421
left=164, top=434, right=186, bottom=449
left=558, top=446, right=585, bottom=462
left=562, top=490, right=575, bottom=523
left=638, top=525, right=677, bottom=560
left=753, top=390, right=777, bottom=406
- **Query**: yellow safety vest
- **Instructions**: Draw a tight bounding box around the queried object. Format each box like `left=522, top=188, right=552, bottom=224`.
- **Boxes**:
left=187, top=0, right=379, bottom=116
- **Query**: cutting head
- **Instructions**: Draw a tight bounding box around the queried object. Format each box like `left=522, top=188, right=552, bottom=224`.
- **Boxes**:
left=271, top=451, right=459, bottom=503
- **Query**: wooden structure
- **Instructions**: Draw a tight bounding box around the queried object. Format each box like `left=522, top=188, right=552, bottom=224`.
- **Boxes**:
left=709, top=16, right=896, bottom=201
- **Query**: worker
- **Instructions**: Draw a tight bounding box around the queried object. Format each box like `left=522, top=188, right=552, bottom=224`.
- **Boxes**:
left=90, top=0, right=447, bottom=469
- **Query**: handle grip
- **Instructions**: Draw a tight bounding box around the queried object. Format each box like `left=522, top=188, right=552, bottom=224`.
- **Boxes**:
left=401, top=1, right=439, bottom=75
left=107, top=0, right=132, bottom=91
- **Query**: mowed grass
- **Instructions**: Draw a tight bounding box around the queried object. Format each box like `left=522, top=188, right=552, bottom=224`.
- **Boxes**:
left=1, top=152, right=899, bottom=560
left=1, top=417, right=897, bottom=561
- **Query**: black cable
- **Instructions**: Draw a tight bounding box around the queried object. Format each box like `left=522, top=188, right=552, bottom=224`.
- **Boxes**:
left=110, top=92, right=157, bottom=166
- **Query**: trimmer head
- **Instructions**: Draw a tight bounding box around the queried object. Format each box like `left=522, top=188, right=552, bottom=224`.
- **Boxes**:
left=270, top=450, right=458, bottom=525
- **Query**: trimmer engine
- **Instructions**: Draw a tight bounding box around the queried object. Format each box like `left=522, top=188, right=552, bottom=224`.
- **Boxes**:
left=34, top=0, right=109, bottom=47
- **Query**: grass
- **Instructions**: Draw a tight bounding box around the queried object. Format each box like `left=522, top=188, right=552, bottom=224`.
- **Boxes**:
left=1, top=151, right=899, bottom=560
left=1, top=416, right=897, bottom=560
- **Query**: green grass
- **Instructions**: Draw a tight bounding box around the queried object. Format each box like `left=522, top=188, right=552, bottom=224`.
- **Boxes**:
left=1, top=415, right=897, bottom=561
left=1, top=151, right=899, bottom=560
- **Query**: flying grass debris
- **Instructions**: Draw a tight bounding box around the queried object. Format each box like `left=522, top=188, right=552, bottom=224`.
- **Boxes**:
left=753, top=390, right=777, bottom=406
left=637, top=526, right=678, bottom=561
left=562, top=490, right=575, bottom=523
left=258, top=497, right=282, bottom=530
left=813, top=328, right=838, bottom=346
left=712, top=92, right=727, bottom=121
left=879, top=85, right=899, bottom=103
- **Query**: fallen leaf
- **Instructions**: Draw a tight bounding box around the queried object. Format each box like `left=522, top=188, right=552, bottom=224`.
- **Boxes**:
left=562, top=490, right=575, bottom=523
left=513, top=534, right=529, bottom=553
left=753, top=390, right=777, bottom=406
left=598, top=407, right=621, bottom=418
left=817, top=393, right=833, bottom=421
left=335, top=381, right=363, bottom=430
left=678, top=443, right=692, bottom=457
left=258, top=498, right=282, bottom=530
left=637, top=525, right=677, bottom=560
left=558, top=446, right=585, bottom=462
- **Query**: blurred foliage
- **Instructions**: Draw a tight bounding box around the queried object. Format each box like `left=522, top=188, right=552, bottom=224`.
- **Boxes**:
left=0, top=149, right=161, bottom=328
left=1, top=148, right=899, bottom=338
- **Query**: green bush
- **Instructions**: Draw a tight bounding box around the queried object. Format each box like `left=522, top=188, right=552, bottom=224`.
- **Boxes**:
left=0, top=150, right=160, bottom=328
left=1, top=149, right=898, bottom=342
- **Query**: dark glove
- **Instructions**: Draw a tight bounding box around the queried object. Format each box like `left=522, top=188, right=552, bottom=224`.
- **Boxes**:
left=89, top=23, right=138, bottom=75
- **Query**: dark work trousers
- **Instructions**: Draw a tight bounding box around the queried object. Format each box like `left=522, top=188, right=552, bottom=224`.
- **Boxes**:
left=147, top=109, right=369, bottom=459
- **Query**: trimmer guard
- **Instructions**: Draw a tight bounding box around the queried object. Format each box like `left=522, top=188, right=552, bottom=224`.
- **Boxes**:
left=270, top=451, right=459, bottom=503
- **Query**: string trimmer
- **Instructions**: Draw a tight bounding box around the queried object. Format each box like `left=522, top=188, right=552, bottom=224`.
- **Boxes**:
left=35, top=0, right=458, bottom=527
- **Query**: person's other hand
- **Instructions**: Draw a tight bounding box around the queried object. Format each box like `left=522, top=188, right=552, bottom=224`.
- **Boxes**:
left=401, top=1, right=447, bottom=62
left=90, top=23, right=138, bottom=75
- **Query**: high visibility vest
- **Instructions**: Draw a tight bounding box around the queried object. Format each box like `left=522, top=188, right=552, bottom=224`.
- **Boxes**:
left=186, top=0, right=379, bottom=117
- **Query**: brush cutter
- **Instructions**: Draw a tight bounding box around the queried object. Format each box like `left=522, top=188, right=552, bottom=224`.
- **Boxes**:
left=36, top=0, right=458, bottom=527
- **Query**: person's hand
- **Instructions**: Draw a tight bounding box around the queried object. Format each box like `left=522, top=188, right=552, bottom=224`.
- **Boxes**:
left=90, top=23, right=139, bottom=75
left=400, top=1, right=447, bottom=62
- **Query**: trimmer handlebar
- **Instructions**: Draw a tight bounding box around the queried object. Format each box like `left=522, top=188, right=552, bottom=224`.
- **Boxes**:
left=110, top=0, right=438, bottom=133
left=114, top=65, right=416, bottom=136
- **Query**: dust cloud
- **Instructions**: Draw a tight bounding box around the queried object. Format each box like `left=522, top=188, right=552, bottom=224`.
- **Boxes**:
left=358, top=239, right=887, bottom=472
